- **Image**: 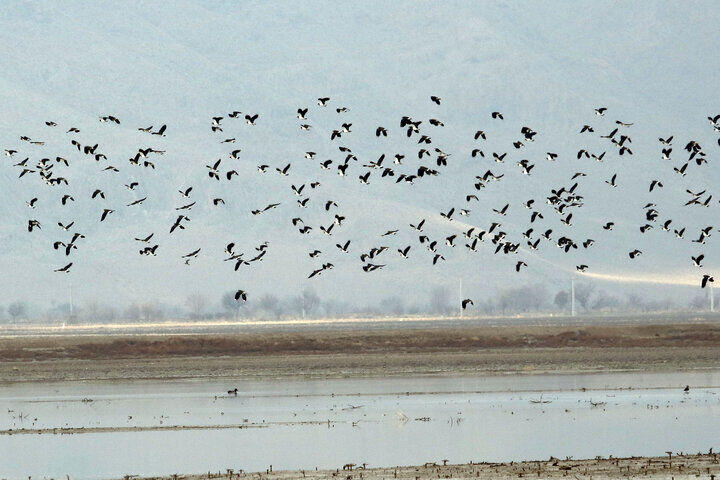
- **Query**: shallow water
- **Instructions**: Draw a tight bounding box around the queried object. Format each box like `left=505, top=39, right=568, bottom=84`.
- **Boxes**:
left=1, top=371, right=719, bottom=480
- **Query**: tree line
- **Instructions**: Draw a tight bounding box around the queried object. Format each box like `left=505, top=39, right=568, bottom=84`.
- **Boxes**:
left=0, top=282, right=714, bottom=324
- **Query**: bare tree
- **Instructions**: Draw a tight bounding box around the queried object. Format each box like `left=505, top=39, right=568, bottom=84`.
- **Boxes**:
left=140, top=302, right=162, bottom=321
left=591, top=290, right=620, bottom=311
left=7, top=302, right=27, bottom=322
left=689, top=293, right=707, bottom=310
left=405, top=303, right=421, bottom=315
left=498, top=290, right=513, bottom=314
left=322, top=299, right=351, bottom=317
left=46, top=303, right=71, bottom=323
left=497, top=284, right=548, bottom=313
left=82, top=301, right=101, bottom=323
left=221, top=291, right=246, bottom=319
left=554, top=290, right=569, bottom=310
left=124, top=303, right=141, bottom=321
left=258, top=293, right=283, bottom=319
left=295, top=288, right=321, bottom=318
left=429, top=286, right=452, bottom=315
left=640, top=298, right=674, bottom=313
left=574, top=283, right=595, bottom=310
left=522, top=284, right=548, bottom=311
left=478, top=299, right=496, bottom=314
left=379, top=296, right=405, bottom=316
left=624, top=293, right=644, bottom=311
left=186, top=293, right=207, bottom=319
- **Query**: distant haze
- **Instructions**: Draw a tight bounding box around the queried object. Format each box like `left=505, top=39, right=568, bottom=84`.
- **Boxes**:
left=1, top=1, right=719, bottom=315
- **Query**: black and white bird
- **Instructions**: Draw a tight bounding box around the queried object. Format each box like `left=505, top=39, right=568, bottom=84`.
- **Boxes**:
left=100, top=209, right=114, bottom=222
left=54, top=262, right=73, bottom=273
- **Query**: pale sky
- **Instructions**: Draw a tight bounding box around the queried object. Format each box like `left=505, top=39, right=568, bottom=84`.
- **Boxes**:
left=1, top=1, right=719, bottom=312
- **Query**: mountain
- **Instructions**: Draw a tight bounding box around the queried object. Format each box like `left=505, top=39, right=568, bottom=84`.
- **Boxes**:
left=1, top=1, right=719, bottom=311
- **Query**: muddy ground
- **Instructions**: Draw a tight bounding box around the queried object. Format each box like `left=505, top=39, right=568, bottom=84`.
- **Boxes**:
left=2, top=323, right=720, bottom=383
left=124, top=452, right=720, bottom=480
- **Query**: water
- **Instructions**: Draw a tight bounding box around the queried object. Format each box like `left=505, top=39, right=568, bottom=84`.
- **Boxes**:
left=1, top=371, right=719, bottom=480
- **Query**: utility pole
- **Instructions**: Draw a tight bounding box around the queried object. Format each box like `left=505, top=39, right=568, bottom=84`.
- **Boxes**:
left=711, top=286, right=715, bottom=313
left=571, top=279, right=576, bottom=317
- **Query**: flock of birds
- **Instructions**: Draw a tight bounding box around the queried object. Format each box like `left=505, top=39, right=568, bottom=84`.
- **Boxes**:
left=4, top=99, right=720, bottom=310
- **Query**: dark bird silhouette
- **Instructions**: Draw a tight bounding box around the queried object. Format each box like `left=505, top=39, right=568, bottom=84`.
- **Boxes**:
left=54, top=262, right=73, bottom=273
left=27, top=220, right=41, bottom=232
left=100, top=209, right=114, bottom=222
left=127, top=197, right=147, bottom=207
left=135, top=233, right=154, bottom=243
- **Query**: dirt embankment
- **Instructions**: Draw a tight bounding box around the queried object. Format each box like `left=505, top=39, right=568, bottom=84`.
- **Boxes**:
left=2, top=323, right=720, bottom=383
left=3, top=323, right=720, bottom=360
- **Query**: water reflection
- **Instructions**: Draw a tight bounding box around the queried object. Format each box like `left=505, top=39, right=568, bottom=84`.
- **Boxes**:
left=1, top=371, right=719, bottom=480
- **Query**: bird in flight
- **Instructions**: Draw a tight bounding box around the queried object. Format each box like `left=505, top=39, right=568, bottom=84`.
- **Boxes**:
left=4, top=94, right=718, bottom=301
left=54, top=262, right=73, bottom=273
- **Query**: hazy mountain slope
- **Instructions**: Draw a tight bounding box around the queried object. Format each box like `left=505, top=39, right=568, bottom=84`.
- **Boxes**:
left=1, top=1, right=719, bottom=311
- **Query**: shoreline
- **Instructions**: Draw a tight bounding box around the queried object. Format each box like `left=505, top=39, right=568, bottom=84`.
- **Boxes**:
left=4, top=361, right=720, bottom=387
left=4, top=347, right=720, bottom=385
left=117, top=453, right=720, bottom=480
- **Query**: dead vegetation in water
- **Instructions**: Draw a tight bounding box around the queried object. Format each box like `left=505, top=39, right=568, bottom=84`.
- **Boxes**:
left=127, top=452, right=720, bottom=480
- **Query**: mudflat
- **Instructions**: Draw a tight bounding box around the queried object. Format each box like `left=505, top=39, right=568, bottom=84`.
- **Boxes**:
left=120, top=453, right=720, bottom=480
left=2, top=322, right=720, bottom=383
